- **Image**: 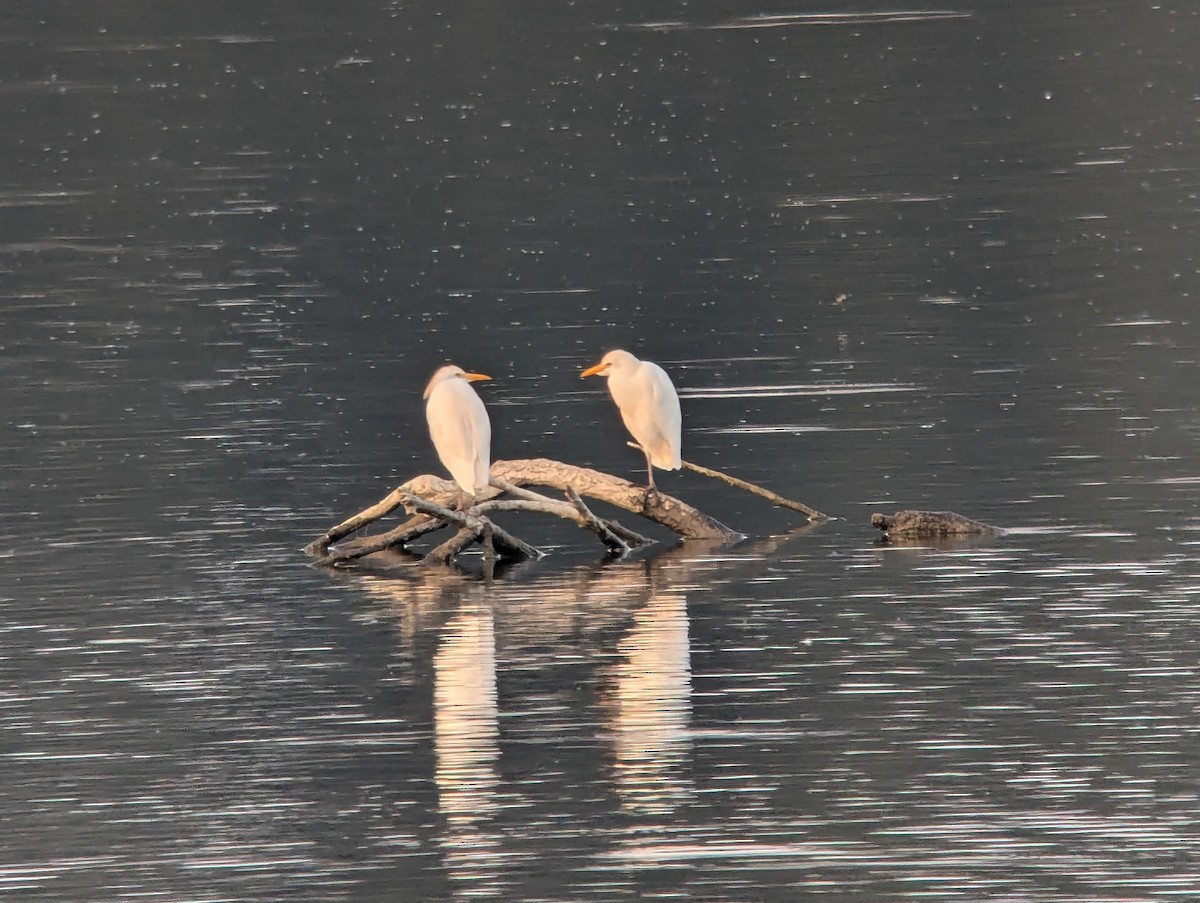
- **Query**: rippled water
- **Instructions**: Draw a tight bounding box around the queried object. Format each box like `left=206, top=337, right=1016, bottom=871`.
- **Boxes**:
left=3, top=0, right=1199, bottom=900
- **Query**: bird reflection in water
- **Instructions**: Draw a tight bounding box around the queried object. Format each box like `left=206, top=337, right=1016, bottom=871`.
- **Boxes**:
left=343, top=533, right=811, bottom=886
left=351, top=571, right=509, bottom=894
left=604, top=585, right=694, bottom=815
left=432, top=600, right=504, bottom=894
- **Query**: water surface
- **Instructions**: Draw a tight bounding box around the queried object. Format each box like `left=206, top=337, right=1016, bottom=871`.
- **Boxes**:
left=2, top=0, right=1199, bottom=899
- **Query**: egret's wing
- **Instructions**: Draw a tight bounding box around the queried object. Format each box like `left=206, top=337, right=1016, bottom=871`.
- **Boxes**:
left=613, top=362, right=681, bottom=470
left=643, top=364, right=682, bottom=469
left=426, top=381, right=492, bottom=493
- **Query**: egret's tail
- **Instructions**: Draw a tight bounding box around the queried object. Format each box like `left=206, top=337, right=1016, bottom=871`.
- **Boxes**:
left=648, top=444, right=682, bottom=471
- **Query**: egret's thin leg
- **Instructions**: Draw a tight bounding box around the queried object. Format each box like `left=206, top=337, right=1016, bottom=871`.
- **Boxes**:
left=645, top=452, right=656, bottom=491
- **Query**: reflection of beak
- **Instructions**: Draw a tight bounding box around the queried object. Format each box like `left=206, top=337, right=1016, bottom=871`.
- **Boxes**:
left=580, top=362, right=607, bottom=378
left=462, top=372, right=491, bottom=382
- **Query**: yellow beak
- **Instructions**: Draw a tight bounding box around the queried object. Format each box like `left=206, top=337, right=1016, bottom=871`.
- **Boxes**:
left=580, top=362, right=607, bottom=378
left=462, top=372, right=491, bottom=382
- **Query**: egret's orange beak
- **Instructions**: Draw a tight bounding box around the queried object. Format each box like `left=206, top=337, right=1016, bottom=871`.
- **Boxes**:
left=580, top=362, right=608, bottom=378
left=462, top=372, right=491, bottom=382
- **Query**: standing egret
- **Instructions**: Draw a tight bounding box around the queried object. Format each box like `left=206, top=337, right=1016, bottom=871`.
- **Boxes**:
left=424, top=364, right=492, bottom=508
left=581, top=349, right=682, bottom=490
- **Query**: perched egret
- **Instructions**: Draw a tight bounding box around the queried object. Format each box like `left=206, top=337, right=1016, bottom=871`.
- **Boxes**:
left=581, top=349, right=682, bottom=490
left=424, top=364, right=492, bottom=508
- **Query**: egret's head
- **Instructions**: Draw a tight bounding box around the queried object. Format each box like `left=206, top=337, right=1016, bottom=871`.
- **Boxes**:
left=580, top=349, right=637, bottom=379
left=424, top=364, right=491, bottom=399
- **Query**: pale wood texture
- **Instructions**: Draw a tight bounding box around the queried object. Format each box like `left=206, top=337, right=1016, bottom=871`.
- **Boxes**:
left=491, top=458, right=738, bottom=540
left=306, top=457, right=740, bottom=569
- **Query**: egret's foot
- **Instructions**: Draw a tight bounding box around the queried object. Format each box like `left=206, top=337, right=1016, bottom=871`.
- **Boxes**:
left=641, top=486, right=659, bottom=511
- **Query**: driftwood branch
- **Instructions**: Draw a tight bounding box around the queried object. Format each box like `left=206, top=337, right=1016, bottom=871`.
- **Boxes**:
left=426, top=525, right=483, bottom=566
left=490, top=459, right=738, bottom=540
left=625, top=442, right=828, bottom=521
left=489, top=477, right=654, bottom=551
left=304, top=474, right=475, bottom=556
left=312, top=514, right=439, bottom=566
left=305, top=457, right=791, bottom=570
left=565, top=485, right=631, bottom=556
left=682, top=459, right=827, bottom=521
left=401, top=491, right=543, bottom=562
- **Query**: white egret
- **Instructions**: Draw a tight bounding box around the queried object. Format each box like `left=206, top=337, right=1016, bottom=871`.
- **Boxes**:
left=581, top=349, right=682, bottom=490
left=424, top=364, right=492, bottom=507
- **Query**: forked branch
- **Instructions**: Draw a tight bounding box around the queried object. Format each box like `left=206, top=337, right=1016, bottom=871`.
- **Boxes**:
left=305, top=455, right=822, bottom=570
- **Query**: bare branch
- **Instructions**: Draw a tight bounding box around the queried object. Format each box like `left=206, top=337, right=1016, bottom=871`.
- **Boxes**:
left=488, top=476, right=654, bottom=548
left=313, top=514, right=440, bottom=566
left=486, top=477, right=560, bottom=506
left=626, top=442, right=828, bottom=521
left=424, top=525, right=482, bottom=566
left=682, top=457, right=826, bottom=520
left=565, top=485, right=631, bottom=556
left=305, top=457, right=759, bottom=570
left=402, top=490, right=543, bottom=561
left=490, top=459, right=738, bottom=540
left=600, top=518, right=655, bottom=548
left=305, top=474, right=506, bottom=555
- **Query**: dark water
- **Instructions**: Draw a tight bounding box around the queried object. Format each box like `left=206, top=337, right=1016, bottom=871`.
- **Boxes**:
left=3, top=1, right=1199, bottom=899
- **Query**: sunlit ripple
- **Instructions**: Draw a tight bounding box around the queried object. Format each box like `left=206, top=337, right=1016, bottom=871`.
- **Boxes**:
left=4, top=1, right=1199, bottom=896
left=680, top=382, right=920, bottom=400
left=621, top=10, right=973, bottom=31
left=655, top=533, right=1200, bottom=895
left=781, top=192, right=951, bottom=207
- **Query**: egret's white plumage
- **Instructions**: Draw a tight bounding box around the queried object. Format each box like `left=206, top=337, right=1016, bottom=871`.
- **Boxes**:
left=581, top=349, right=682, bottom=489
left=423, top=364, right=492, bottom=501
